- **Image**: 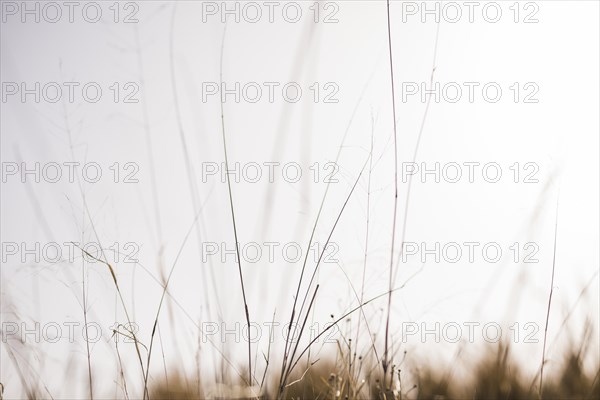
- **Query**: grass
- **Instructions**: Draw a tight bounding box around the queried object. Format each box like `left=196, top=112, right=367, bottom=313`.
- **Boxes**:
left=147, top=341, right=600, bottom=399
left=1, top=3, right=598, bottom=400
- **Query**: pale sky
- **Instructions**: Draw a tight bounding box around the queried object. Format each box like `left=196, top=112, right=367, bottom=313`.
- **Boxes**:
left=1, top=1, right=599, bottom=398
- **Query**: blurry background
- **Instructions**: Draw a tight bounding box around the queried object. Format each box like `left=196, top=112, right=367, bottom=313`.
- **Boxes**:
left=1, top=1, right=598, bottom=398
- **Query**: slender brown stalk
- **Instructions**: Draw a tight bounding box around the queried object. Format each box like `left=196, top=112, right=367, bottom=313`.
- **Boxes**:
left=282, top=285, right=320, bottom=389
left=134, top=24, right=166, bottom=323
left=143, top=211, right=204, bottom=398
left=80, top=228, right=93, bottom=400
left=383, top=0, right=399, bottom=386
left=386, top=17, right=442, bottom=386
left=219, top=23, right=253, bottom=385
left=157, top=324, right=170, bottom=400
left=113, top=331, right=130, bottom=399
left=261, top=20, right=317, bottom=238
left=168, top=5, right=224, bottom=384
left=539, top=192, right=560, bottom=396
left=57, top=65, right=94, bottom=400
left=355, top=110, right=378, bottom=373
left=392, top=19, right=441, bottom=287
left=134, top=25, right=164, bottom=256
left=260, top=310, right=277, bottom=391
left=168, top=2, right=223, bottom=322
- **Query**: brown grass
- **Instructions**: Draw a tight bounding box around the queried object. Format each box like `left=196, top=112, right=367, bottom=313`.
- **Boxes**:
left=147, top=341, right=599, bottom=400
